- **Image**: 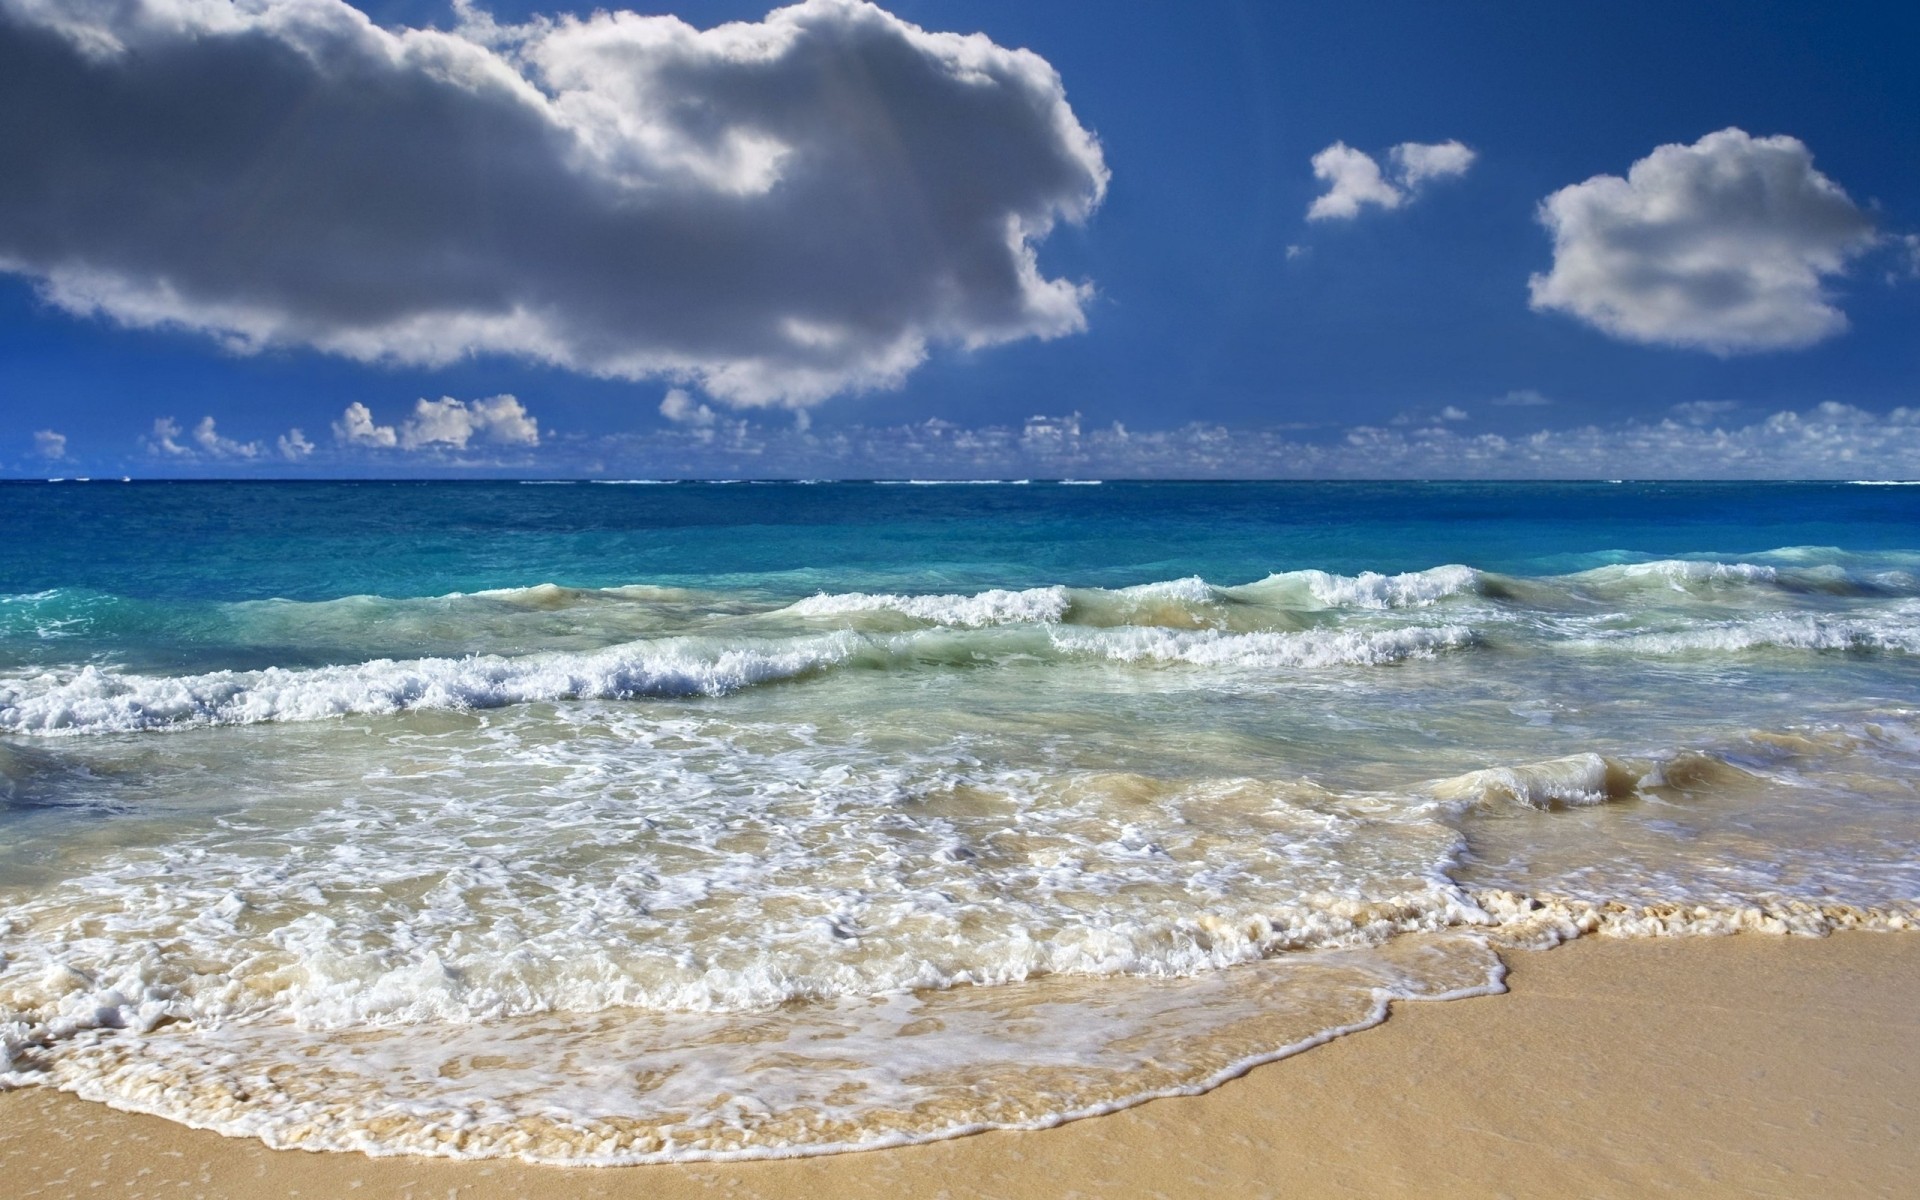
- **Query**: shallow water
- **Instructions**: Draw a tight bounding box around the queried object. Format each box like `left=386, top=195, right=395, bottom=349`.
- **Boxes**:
left=1, top=481, right=1916, bottom=1161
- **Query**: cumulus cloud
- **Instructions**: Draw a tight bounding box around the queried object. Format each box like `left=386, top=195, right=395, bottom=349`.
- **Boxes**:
left=1529, top=128, right=1879, bottom=354
left=1307, top=139, right=1475, bottom=221
left=1307, top=144, right=1404, bottom=221
left=193, top=416, right=263, bottom=460
left=1390, top=140, right=1476, bottom=189
left=31, top=429, right=66, bottom=460
left=660, top=388, right=717, bottom=428
left=0, top=0, right=1107, bottom=407
left=333, top=395, right=541, bottom=452
left=144, top=418, right=191, bottom=458
left=277, top=428, right=315, bottom=460
left=334, top=402, right=399, bottom=450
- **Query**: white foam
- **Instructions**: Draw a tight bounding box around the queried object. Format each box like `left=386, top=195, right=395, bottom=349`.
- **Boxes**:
left=1581, top=611, right=1920, bottom=656
left=1049, top=624, right=1476, bottom=668
left=1571, top=559, right=1779, bottom=592
left=0, top=633, right=864, bottom=735
left=1112, top=576, right=1218, bottom=605
left=783, top=586, right=1072, bottom=627
left=1243, top=566, right=1483, bottom=610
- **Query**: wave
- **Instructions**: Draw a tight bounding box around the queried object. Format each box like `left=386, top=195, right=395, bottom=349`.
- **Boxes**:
left=1424, top=746, right=1764, bottom=812
left=784, top=586, right=1073, bottom=627
left=1560, top=555, right=1920, bottom=601
left=0, top=619, right=1480, bottom=735
left=778, top=567, right=1483, bottom=632
left=1428, top=752, right=1641, bottom=811
left=1234, top=565, right=1484, bottom=610
left=11, top=551, right=1920, bottom=695
left=1575, top=610, right=1920, bottom=656
left=0, top=633, right=865, bottom=735
left=1049, top=624, right=1476, bottom=668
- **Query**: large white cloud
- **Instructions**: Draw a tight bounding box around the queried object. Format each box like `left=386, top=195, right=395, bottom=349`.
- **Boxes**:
left=1529, top=128, right=1878, bottom=354
left=0, top=0, right=1108, bottom=407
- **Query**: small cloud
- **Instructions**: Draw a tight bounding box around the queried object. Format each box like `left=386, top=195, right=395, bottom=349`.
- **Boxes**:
left=1307, top=139, right=1475, bottom=222
left=1390, top=405, right=1470, bottom=426
left=1285, top=244, right=1308, bottom=261
left=32, top=429, right=66, bottom=460
left=1491, top=389, right=1553, bottom=407
left=660, top=389, right=717, bottom=428
left=1670, top=400, right=1742, bottom=426
left=1889, top=233, right=1920, bottom=283
left=1389, top=140, right=1477, bottom=189
left=334, top=402, right=398, bottom=448
left=193, top=416, right=262, bottom=460
left=277, top=428, right=315, bottom=460
left=145, top=417, right=192, bottom=457
left=1307, top=143, right=1403, bottom=221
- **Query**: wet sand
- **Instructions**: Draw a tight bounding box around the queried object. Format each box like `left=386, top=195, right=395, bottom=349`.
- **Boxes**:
left=4, top=931, right=1915, bottom=1199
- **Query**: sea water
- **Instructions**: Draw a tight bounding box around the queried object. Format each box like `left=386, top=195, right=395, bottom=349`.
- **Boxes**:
left=0, top=480, right=1916, bottom=1162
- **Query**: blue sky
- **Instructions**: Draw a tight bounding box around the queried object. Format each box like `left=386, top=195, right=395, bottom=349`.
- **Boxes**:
left=2, top=0, right=1917, bottom=478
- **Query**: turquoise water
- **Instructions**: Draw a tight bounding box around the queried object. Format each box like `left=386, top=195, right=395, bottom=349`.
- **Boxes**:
left=2, top=480, right=1918, bottom=1161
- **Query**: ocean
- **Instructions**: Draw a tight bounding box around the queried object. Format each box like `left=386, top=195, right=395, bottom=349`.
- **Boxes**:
left=2, top=479, right=1917, bottom=1163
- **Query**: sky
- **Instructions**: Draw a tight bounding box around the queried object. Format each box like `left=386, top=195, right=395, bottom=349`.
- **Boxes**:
left=2, top=0, right=1918, bottom=479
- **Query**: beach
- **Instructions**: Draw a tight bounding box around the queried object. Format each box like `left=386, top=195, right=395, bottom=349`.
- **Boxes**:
left=6, top=0, right=1918, bottom=1191
left=4, top=481, right=1919, bottom=1178
left=5, top=930, right=1916, bottom=1198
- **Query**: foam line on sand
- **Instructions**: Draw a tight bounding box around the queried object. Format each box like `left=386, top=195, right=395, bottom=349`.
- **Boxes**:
left=2, top=931, right=1915, bottom=1199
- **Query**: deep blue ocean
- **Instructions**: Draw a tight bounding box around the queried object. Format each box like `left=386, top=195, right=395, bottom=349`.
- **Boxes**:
left=7, top=479, right=1919, bottom=602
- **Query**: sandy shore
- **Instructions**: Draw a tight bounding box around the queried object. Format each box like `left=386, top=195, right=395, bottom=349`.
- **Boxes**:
left=4, top=931, right=1915, bottom=1199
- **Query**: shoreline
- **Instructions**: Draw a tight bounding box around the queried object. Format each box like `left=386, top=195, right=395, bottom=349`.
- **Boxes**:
left=4, top=931, right=1916, bottom=1198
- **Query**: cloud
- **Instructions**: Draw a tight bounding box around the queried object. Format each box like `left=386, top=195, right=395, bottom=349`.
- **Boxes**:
left=334, top=403, right=399, bottom=450
left=569, top=402, right=1920, bottom=481
left=277, top=428, right=315, bottom=460
left=1491, top=389, right=1552, bottom=407
left=1670, top=400, right=1741, bottom=426
left=1307, top=139, right=1475, bottom=221
left=193, top=416, right=263, bottom=460
left=1529, top=128, right=1879, bottom=354
left=1389, top=404, right=1469, bottom=427
left=0, top=0, right=1107, bottom=408
left=660, top=388, right=717, bottom=428
left=31, top=429, right=65, bottom=460
left=144, top=417, right=191, bottom=458
left=1389, top=140, right=1476, bottom=189
left=332, top=395, right=541, bottom=452
left=1893, top=233, right=1920, bottom=282
left=1307, top=143, right=1404, bottom=221
left=111, top=402, right=1920, bottom=480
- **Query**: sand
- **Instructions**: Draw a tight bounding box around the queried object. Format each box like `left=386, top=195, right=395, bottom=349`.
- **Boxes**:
left=3, top=931, right=1915, bottom=1199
